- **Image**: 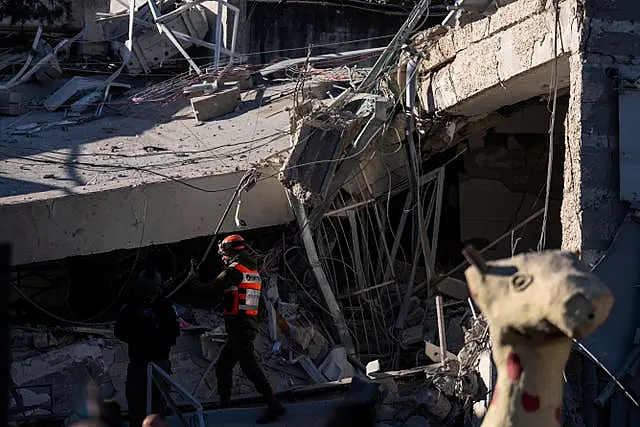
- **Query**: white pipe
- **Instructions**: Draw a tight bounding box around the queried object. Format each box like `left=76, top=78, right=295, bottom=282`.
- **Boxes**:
left=146, top=363, right=153, bottom=417
left=214, top=1, right=223, bottom=71
left=0, top=29, right=83, bottom=90
left=0, top=26, right=42, bottom=89
left=405, top=56, right=417, bottom=113
left=150, top=362, right=205, bottom=426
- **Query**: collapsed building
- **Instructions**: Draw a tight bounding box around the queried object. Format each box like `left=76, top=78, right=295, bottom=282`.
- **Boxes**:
left=1, top=0, right=640, bottom=426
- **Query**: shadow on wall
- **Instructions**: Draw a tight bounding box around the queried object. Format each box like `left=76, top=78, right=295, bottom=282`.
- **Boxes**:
left=246, top=2, right=438, bottom=65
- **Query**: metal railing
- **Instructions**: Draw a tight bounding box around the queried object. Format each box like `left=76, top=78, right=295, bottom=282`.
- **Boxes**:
left=146, top=362, right=206, bottom=427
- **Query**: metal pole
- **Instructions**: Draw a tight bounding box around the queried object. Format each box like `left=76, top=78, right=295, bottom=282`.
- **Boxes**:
left=435, top=295, right=447, bottom=365
left=412, top=208, right=546, bottom=297
left=152, top=375, right=190, bottom=427
left=214, top=0, right=223, bottom=72
left=146, top=363, right=153, bottom=417
left=286, top=191, right=356, bottom=356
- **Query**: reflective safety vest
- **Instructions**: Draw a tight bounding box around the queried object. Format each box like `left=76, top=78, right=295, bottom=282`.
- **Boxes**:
left=222, top=263, right=262, bottom=316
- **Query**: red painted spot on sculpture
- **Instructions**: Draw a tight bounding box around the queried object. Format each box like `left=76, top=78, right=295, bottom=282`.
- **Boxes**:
left=468, top=284, right=477, bottom=301
left=521, top=391, right=540, bottom=413
left=555, top=407, right=561, bottom=423
left=506, top=352, right=523, bottom=381
left=490, top=386, right=499, bottom=407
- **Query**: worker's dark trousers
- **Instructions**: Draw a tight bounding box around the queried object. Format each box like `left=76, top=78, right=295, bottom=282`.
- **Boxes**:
left=126, top=359, right=171, bottom=427
left=216, top=332, right=273, bottom=402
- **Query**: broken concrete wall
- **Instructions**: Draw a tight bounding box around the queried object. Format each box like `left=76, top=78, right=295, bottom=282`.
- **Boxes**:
left=559, top=6, right=640, bottom=426
left=414, top=0, right=578, bottom=116
left=459, top=99, right=567, bottom=259
left=561, top=7, right=639, bottom=265
left=281, top=112, right=367, bottom=206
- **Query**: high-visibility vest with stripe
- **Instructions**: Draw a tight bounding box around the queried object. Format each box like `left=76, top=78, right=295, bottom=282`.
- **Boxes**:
left=222, top=262, right=262, bottom=316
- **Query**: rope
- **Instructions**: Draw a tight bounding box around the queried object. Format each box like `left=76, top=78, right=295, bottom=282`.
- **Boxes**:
left=538, top=0, right=560, bottom=252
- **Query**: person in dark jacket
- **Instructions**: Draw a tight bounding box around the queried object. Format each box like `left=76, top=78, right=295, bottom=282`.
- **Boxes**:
left=114, top=254, right=179, bottom=427
left=191, top=234, right=285, bottom=424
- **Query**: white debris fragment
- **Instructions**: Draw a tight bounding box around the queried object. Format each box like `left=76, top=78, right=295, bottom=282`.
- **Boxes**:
left=319, top=346, right=355, bottom=381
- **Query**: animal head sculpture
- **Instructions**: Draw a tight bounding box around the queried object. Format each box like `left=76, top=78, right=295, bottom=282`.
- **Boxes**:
left=463, top=248, right=613, bottom=427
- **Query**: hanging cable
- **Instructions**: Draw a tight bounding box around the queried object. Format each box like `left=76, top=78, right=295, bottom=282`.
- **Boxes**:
left=538, top=0, right=560, bottom=252
left=163, top=168, right=258, bottom=298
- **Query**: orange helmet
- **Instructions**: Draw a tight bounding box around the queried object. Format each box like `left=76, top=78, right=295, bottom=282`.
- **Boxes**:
left=218, top=234, right=247, bottom=255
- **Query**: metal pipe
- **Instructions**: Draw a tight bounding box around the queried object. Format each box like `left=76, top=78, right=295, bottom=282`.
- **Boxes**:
left=155, top=0, right=208, bottom=23
left=338, top=280, right=396, bottom=299
left=214, top=1, right=223, bottom=71
left=324, top=199, right=376, bottom=217
left=286, top=190, right=356, bottom=356
left=152, top=375, right=190, bottom=427
left=159, top=23, right=202, bottom=74
left=146, top=363, right=153, bottom=417
left=396, top=56, right=424, bottom=329
left=435, top=295, right=447, bottom=365
left=0, top=30, right=84, bottom=91
left=150, top=362, right=205, bottom=426
left=146, top=0, right=164, bottom=33
left=412, top=208, right=546, bottom=296
left=0, top=26, right=42, bottom=89
left=230, top=4, right=239, bottom=62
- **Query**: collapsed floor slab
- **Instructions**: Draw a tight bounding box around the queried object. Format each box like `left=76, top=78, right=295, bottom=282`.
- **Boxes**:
left=0, top=83, right=296, bottom=265
left=412, top=0, right=577, bottom=116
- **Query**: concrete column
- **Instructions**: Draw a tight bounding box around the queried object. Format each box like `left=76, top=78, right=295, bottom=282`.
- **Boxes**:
left=561, top=51, right=630, bottom=264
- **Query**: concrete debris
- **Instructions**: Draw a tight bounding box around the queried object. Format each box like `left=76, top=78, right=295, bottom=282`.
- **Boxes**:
left=344, top=375, right=380, bottom=405
left=319, top=347, right=355, bottom=382
left=199, top=328, right=227, bottom=362
left=297, top=355, right=328, bottom=383
left=424, top=341, right=456, bottom=364
left=106, top=1, right=209, bottom=75
left=266, top=300, right=279, bottom=341
left=0, top=90, right=25, bottom=116
left=70, top=90, right=103, bottom=114
left=32, top=331, right=57, bottom=350
left=281, top=110, right=367, bottom=206
left=9, top=388, right=51, bottom=416
left=32, top=40, right=62, bottom=86
left=401, top=325, right=424, bottom=347
left=11, top=339, right=106, bottom=386
left=366, top=360, right=381, bottom=375
left=43, top=77, right=129, bottom=112
left=191, top=87, right=241, bottom=122
left=183, top=82, right=219, bottom=97
left=412, top=386, right=452, bottom=421
left=11, top=123, right=41, bottom=135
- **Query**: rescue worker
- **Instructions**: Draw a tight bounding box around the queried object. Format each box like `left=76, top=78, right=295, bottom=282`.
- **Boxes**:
left=114, top=254, right=180, bottom=427
left=193, top=234, right=285, bottom=424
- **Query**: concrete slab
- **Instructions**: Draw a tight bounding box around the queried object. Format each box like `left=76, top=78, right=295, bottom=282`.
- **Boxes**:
left=192, top=87, right=241, bottom=122
left=0, top=83, right=296, bottom=265
left=414, top=0, right=578, bottom=116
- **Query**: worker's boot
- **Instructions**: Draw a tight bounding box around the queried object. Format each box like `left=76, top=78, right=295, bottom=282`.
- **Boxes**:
left=256, top=395, right=285, bottom=424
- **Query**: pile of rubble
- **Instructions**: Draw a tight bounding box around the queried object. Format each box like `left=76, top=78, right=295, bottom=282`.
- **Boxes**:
left=9, top=276, right=491, bottom=426
left=313, top=314, right=492, bottom=427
